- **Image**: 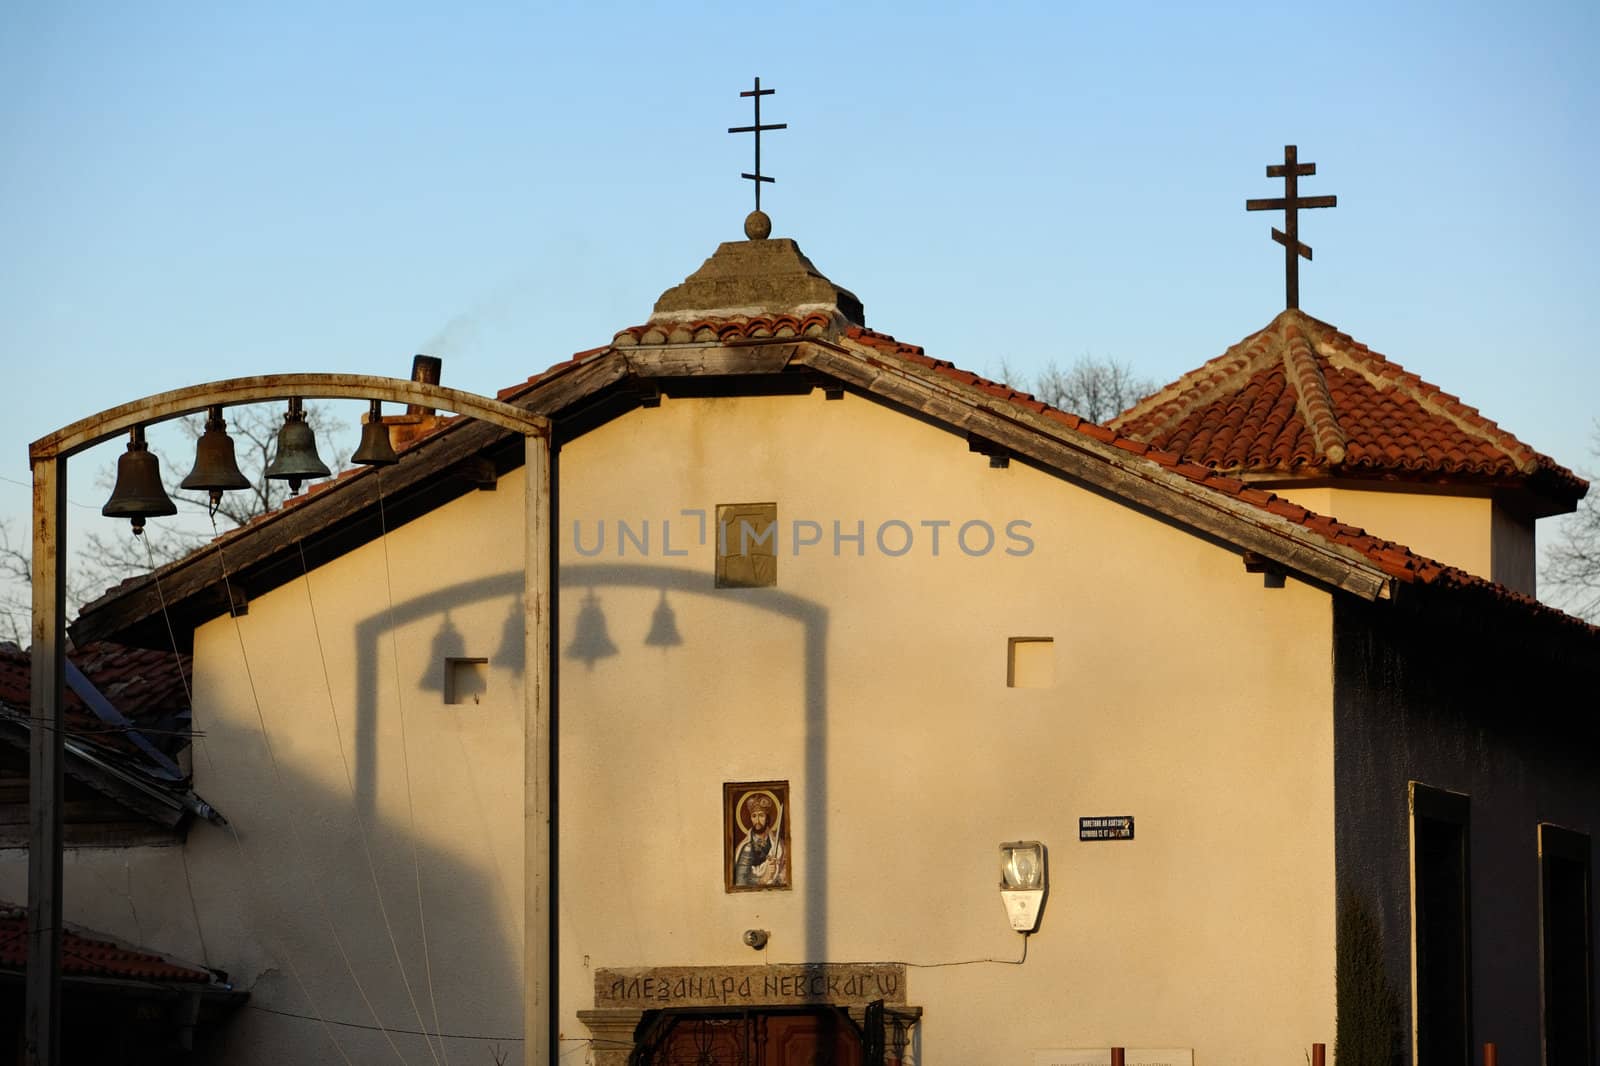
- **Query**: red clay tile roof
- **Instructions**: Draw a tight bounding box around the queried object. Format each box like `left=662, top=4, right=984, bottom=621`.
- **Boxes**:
left=838, top=324, right=1597, bottom=638
left=0, top=905, right=212, bottom=984
left=70, top=313, right=1599, bottom=647
left=611, top=311, right=839, bottom=347
left=0, top=642, right=189, bottom=752
left=1107, top=309, right=1586, bottom=510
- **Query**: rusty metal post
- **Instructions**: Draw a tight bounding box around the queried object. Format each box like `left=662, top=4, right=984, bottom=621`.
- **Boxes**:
left=1111, top=1048, right=1124, bottom=1066
left=525, top=430, right=553, bottom=1064
left=1483, top=1042, right=1497, bottom=1066
left=1312, top=1044, right=1326, bottom=1066
left=26, top=455, right=65, bottom=1066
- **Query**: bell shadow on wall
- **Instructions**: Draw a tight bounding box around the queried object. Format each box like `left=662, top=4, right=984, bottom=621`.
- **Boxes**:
left=351, top=562, right=834, bottom=988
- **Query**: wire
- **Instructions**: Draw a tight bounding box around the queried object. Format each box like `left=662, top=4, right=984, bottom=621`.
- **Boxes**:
left=245, top=1003, right=523, bottom=1042
left=296, top=539, right=445, bottom=1066
left=375, top=468, right=451, bottom=1066
left=896, top=933, right=1030, bottom=968
left=0, top=472, right=101, bottom=510
left=151, top=542, right=359, bottom=1066
left=213, top=527, right=410, bottom=1066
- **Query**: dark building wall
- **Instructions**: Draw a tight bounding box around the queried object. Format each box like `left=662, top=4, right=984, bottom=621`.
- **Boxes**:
left=1333, top=594, right=1600, bottom=1065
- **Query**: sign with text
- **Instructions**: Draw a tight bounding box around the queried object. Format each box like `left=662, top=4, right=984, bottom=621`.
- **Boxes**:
left=1079, top=816, right=1134, bottom=841
left=1034, top=1050, right=1192, bottom=1066
left=596, top=963, right=906, bottom=1008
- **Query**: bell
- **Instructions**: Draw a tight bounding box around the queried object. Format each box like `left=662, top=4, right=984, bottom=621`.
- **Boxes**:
left=564, top=589, right=618, bottom=668
left=102, top=426, right=178, bottom=534
left=351, top=399, right=398, bottom=466
left=643, top=591, right=683, bottom=648
left=179, top=405, right=251, bottom=513
left=264, top=397, right=331, bottom=494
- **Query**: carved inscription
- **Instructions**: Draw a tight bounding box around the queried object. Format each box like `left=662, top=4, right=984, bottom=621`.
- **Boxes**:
left=596, top=964, right=905, bottom=1008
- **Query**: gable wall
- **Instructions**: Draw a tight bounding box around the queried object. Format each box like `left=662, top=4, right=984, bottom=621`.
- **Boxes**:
left=180, top=476, right=530, bottom=1063
left=558, top=387, right=1338, bottom=1064
left=1275, top=486, right=1536, bottom=597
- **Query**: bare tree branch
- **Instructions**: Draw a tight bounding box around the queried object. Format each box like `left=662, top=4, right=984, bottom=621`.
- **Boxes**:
left=1542, top=422, right=1600, bottom=622
left=1008, top=356, right=1158, bottom=425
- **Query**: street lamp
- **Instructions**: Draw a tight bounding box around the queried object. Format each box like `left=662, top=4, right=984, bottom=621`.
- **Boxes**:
left=28, top=375, right=553, bottom=1066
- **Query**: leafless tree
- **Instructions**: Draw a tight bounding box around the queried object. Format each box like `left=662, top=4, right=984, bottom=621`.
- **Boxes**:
left=998, top=356, right=1158, bottom=425
left=1542, top=422, right=1600, bottom=622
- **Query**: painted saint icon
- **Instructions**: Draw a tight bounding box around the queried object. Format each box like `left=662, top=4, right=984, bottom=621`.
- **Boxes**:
left=724, top=781, right=791, bottom=892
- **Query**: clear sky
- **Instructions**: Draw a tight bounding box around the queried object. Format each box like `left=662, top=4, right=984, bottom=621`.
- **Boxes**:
left=2, top=1, right=1596, bottom=616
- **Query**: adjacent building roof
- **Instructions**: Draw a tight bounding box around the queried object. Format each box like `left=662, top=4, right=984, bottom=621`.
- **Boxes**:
left=0, top=905, right=214, bottom=984
left=1109, top=309, right=1586, bottom=516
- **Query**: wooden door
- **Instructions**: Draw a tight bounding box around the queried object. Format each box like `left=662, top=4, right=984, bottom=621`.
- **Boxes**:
left=640, top=1008, right=864, bottom=1066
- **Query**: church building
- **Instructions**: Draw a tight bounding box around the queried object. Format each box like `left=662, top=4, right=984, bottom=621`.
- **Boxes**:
left=36, top=183, right=1600, bottom=1063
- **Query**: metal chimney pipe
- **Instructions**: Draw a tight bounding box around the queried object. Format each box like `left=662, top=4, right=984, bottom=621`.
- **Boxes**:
left=408, top=355, right=443, bottom=416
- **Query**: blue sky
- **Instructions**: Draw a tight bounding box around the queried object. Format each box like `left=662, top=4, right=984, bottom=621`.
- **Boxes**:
left=2, top=1, right=1596, bottom=613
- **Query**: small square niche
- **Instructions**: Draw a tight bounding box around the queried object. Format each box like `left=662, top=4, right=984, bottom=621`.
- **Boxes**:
left=445, top=657, right=489, bottom=705
left=1007, top=638, right=1055, bottom=689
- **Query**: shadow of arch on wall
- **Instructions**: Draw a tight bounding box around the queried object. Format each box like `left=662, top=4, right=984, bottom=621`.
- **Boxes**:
left=352, top=564, right=833, bottom=970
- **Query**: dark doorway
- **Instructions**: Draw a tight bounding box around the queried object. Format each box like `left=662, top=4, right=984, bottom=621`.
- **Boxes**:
left=631, top=1007, right=864, bottom=1066
left=1541, top=824, right=1594, bottom=1066
left=1412, top=783, right=1471, bottom=1066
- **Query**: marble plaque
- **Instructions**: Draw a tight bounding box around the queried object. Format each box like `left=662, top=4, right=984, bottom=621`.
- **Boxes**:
left=596, top=963, right=906, bottom=1008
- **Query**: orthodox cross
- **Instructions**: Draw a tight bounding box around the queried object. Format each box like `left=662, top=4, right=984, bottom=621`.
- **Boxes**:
left=728, top=76, right=786, bottom=211
left=1245, top=145, right=1337, bottom=310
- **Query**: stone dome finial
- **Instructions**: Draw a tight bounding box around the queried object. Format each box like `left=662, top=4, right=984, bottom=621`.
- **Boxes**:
left=744, top=210, right=772, bottom=241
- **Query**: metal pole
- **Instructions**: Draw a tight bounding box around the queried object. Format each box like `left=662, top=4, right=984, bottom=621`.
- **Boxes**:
left=524, top=432, right=553, bottom=1064
left=1483, top=1042, right=1497, bottom=1066
left=26, top=455, right=65, bottom=1066
left=1312, top=1043, right=1326, bottom=1066
left=1110, top=1048, right=1124, bottom=1066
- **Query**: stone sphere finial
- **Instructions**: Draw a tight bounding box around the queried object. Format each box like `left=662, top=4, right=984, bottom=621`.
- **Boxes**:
left=744, top=210, right=772, bottom=241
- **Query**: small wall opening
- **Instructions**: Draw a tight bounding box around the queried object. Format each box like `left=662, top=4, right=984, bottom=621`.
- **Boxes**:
left=445, top=657, right=489, bottom=705
left=1007, top=637, right=1055, bottom=689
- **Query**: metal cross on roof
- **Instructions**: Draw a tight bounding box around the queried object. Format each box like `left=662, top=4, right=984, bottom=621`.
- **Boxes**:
left=728, top=76, right=787, bottom=212
left=1246, top=145, right=1337, bottom=310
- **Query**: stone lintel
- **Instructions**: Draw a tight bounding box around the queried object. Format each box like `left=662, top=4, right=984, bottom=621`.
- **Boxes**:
left=595, top=962, right=906, bottom=1009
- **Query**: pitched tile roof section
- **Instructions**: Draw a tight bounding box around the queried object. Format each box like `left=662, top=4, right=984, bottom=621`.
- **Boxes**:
left=838, top=325, right=1597, bottom=639
left=611, top=311, right=841, bottom=348
left=66, top=307, right=1599, bottom=650
left=1108, top=309, right=1586, bottom=510
left=0, top=905, right=212, bottom=984
left=0, top=642, right=190, bottom=754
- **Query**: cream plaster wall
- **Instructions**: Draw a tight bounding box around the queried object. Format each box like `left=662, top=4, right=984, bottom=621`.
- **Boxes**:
left=156, top=477, right=526, bottom=1064
left=557, top=390, right=1338, bottom=1066
left=1274, top=486, right=1535, bottom=595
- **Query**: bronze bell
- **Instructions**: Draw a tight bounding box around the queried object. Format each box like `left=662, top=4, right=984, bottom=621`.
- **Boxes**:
left=264, top=397, right=331, bottom=494
left=102, top=426, right=178, bottom=534
left=351, top=399, right=398, bottom=466
left=180, top=405, right=251, bottom=513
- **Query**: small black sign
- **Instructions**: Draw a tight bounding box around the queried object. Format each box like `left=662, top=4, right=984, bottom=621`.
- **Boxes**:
left=1079, top=816, right=1134, bottom=841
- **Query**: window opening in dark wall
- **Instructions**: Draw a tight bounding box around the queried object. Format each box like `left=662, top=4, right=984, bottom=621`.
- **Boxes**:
left=1540, top=823, right=1593, bottom=1066
left=1411, top=782, right=1472, bottom=1066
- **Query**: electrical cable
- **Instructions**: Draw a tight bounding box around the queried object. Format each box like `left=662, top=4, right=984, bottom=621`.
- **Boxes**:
left=374, top=468, right=452, bottom=1066
left=209, top=526, right=411, bottom=1065
left=149, top=533, right=362, bottom=1066
left=296, top=538, right=445, bottom=1066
